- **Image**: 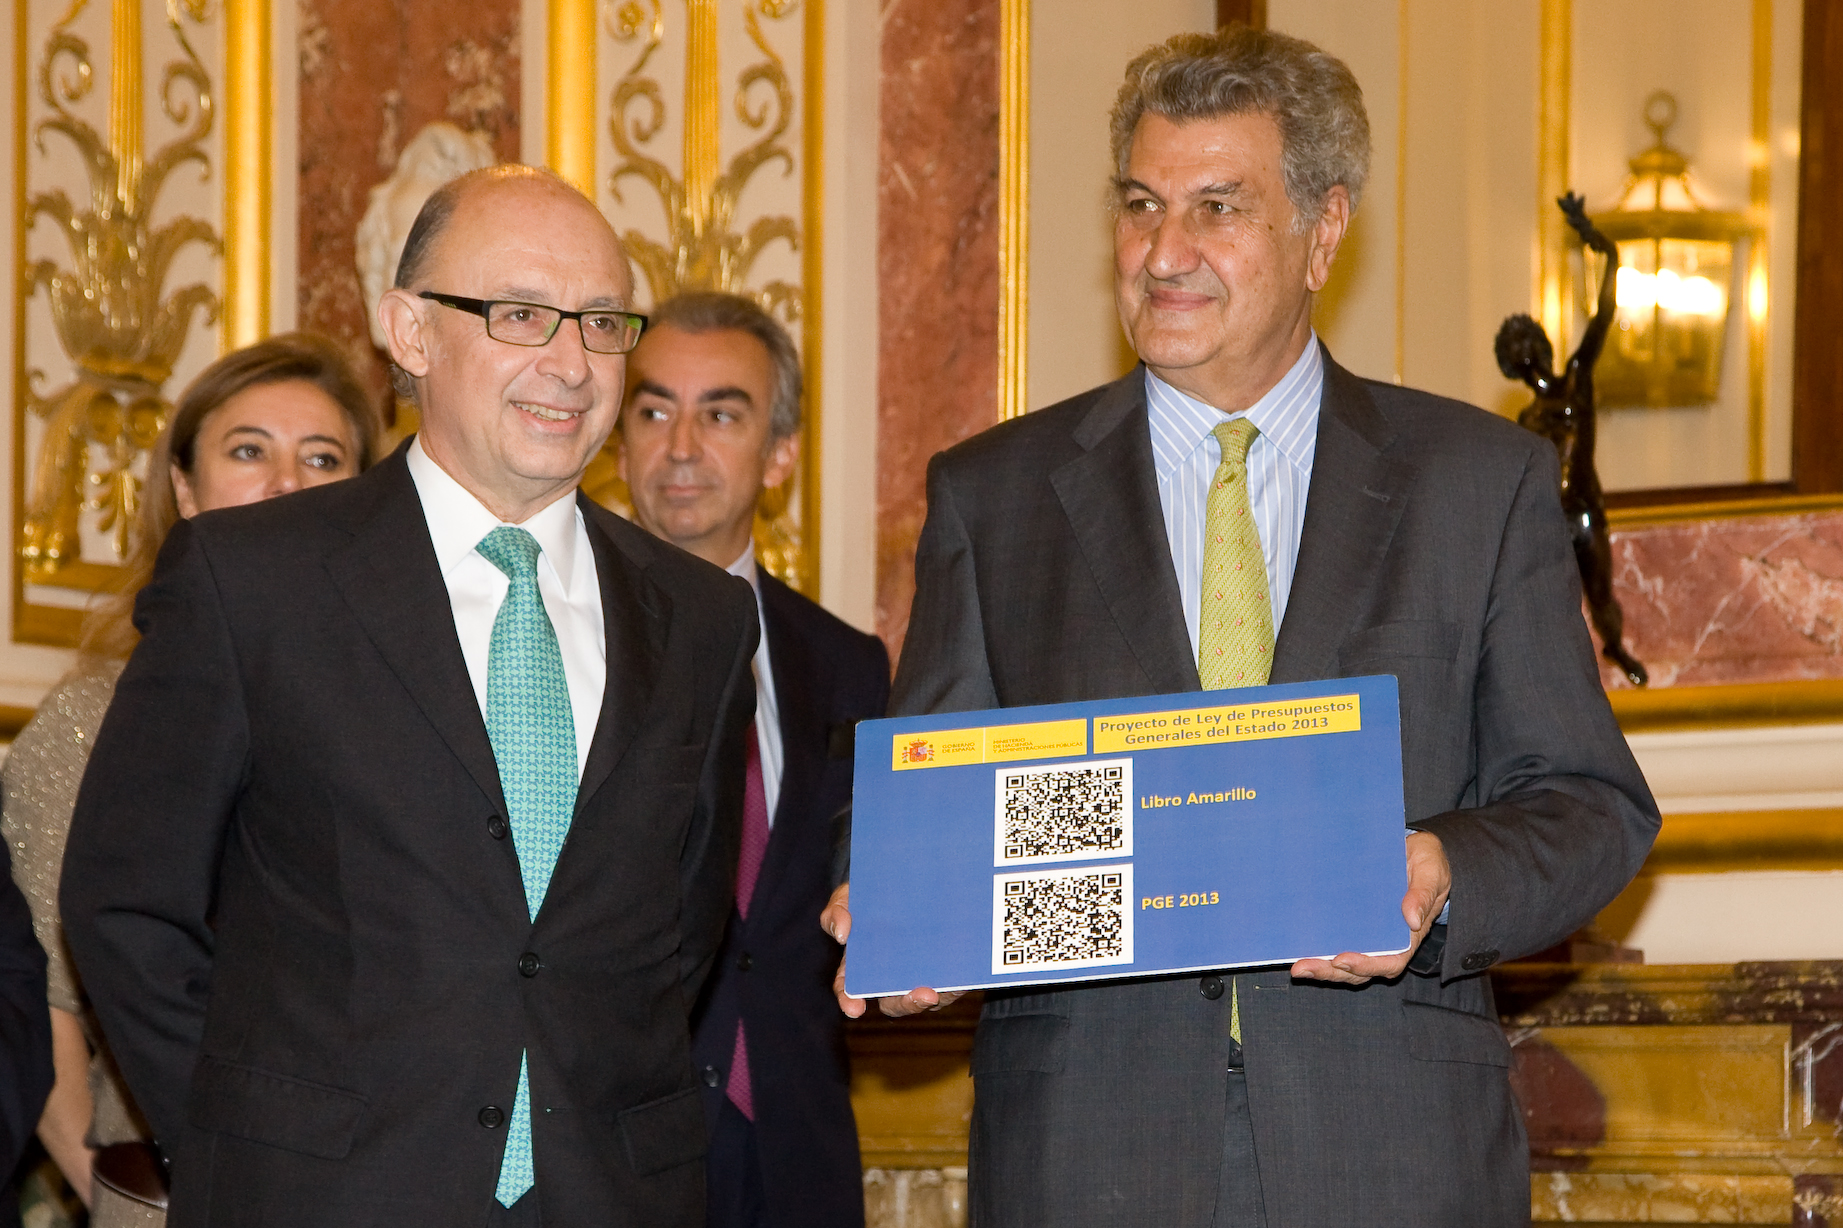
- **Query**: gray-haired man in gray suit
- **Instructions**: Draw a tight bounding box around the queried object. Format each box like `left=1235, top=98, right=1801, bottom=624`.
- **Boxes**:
left=823, top=24, right=1658, bottom=1228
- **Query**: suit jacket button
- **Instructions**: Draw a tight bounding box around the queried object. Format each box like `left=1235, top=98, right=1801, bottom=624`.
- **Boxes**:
left=1461, top=950, right=1499, bottom=971
left=702, top=1065, right=721, bottom=1088
left=1200, top=976, right=1225, bottom=1000
left=479, top=1105, right=504, bottom=1129
left=737, top=952, right=753, bottom=973
left=518, top=953, right=542, bottom=977
left=487, top=815, right=508, bottom=840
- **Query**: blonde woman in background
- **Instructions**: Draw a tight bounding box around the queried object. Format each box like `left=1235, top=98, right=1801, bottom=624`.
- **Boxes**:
left=2, top=333, right=378, bottom=1224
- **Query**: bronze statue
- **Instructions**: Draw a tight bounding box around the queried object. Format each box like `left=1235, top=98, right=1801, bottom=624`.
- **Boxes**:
left=1495, top=192, right=1647, bottom=687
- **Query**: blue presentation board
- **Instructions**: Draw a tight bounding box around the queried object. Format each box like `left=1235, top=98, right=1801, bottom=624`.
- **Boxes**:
left=844, top=675, right=1410, bottom=998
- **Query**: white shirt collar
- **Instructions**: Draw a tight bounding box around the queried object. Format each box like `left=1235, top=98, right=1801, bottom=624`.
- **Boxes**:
left=1145, top=334, right=1323, bottom=481
left=725, top=547, right=760, bottom=592
left=406, top=436, right=583, bottom=593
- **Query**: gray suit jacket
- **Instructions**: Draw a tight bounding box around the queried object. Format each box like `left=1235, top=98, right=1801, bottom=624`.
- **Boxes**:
left=890, top=355, right=1658, bottom=1227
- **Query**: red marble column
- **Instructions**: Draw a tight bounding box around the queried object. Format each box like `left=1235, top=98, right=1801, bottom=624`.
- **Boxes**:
left=1601, top=511, right=1843, bottom=689
left=876, top=0, right=1002, bottom=659
left=297, top=0, right=522, bottom=413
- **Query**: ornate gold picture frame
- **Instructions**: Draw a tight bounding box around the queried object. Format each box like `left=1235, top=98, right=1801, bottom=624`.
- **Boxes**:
left=555, top=0, right=826, bottom=597
left=11, top=0, right=271, bottom=647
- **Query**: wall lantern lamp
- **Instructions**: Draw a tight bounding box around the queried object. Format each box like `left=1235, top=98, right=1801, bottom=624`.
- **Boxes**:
left=1585, top=91, right=1754, bottom=407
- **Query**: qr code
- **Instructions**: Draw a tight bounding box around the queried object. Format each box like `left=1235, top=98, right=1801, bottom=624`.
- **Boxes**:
left=992, top=863, right=1134, bottom=975
left=994, top=758, right=1133, bottom=866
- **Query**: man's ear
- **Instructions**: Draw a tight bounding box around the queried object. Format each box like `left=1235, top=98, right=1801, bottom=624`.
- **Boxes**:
left=1305, top=184, right=1352, bottom=294
left=762, top=431, right=800, bottom=492
left=377, top=288, right=433, bottom=379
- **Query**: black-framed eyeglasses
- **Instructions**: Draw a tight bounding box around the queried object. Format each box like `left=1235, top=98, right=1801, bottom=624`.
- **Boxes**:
left=419, top=292, right=649, bottom=355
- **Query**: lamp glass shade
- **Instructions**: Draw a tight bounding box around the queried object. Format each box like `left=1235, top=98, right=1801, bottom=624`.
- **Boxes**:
left=1585, top=235, right=1734, bottom=407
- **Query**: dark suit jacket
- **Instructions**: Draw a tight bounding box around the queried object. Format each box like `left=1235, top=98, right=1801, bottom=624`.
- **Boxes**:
left=60, top=447, right=759, bottom=1228
left=690, top=572, right=886, bottom=1228
left=890, top=356, right=1659, bottom=1227
left=0, top=836, right=52, bottom=1228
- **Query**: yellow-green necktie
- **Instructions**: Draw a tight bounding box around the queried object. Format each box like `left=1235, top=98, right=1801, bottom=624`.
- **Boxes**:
left=1197, top=417, right=1270, bottom=1046
left=1198, top=418, right=1272, bottom=691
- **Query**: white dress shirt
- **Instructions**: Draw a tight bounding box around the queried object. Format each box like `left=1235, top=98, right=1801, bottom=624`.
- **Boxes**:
left=406, top=438, right=605, bottom=778
left=1146, top=337, right=1324, bottom=657
left=726, top=550, right=783, bottom=826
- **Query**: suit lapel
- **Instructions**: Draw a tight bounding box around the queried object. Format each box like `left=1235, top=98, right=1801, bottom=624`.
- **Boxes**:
left=325, top=453, right=506, bottom=815
left=573, top=500, right=666, bottom=817
left=1048, top=369, right=1200, bottom=695
left=747, top=576, right=820, bottom=920
left=1271, top=351, right=1413, bottom=684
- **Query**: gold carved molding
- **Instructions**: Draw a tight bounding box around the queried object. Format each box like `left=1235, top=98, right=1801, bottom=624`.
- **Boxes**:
left=995, top=0, right=1028, bottom=421
left=1391, top=0, right=1409, bottom=385
left=607, top=0, right=802, bottom=318
left=1646, top=807, right=1843, bottom=875
left=547, top=0, right=598, bottom=196
left=221, top=0, right=270, bottom=348
left=12, top=0, right=268, bottom=646
left=1534, top=0, right=1571, bottom=354
left=796, top=0, right=821, bottom=602
left=565, top=0, right=823, bottom=596
left=1611, top=678, right=1843, bottom=734
left=1607, top=490, right=1843, bottom=527
left=1745, top=0, right=1772, bottom=482
left=14, top=2, right=207, bottom=643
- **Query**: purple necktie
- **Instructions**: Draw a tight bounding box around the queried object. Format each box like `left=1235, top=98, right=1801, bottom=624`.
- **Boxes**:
left=727, top=726, right=770, bottom=1120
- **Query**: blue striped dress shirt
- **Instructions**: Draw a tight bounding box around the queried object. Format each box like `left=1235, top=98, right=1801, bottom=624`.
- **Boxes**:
left=1146, top=338, right=1324, bottom=660
left=1151, top=344, right=1443, bottom=896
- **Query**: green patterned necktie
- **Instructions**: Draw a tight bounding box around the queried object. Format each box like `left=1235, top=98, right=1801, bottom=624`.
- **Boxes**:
left=1196, top=418, right=1269, bottom=1050
left=476, top=525, right=578, bottom=1208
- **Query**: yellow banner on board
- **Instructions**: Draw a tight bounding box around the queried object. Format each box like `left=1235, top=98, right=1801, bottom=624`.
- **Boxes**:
left=891, top=718, right=1089, bottom=771
left=1092, top=695, right=1360, bottom=753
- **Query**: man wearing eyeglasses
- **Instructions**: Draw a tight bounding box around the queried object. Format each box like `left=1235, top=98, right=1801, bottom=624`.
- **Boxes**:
left=63, top=164, right=759, bottom=1228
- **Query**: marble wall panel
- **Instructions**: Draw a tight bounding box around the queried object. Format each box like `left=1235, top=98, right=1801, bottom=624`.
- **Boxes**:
left=875, top=0, right=1001, bottom=657
left=1601, top=511, right=1843, bottom=689
left=297, top=0, right=521, bottom=417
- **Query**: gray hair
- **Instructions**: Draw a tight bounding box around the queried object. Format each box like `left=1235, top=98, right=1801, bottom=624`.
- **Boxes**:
left=642, top=292, right=803, bottom=440
left=1109, top=25, right=1371, bottom=230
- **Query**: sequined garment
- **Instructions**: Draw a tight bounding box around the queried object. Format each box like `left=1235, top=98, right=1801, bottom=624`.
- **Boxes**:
left=3, top=660, right=164, bottom=1225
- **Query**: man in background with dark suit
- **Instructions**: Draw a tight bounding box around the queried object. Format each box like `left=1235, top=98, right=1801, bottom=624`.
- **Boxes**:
left=62, top=166, right=758, bottom=1227
left=824, top=26, right=1658, bottom=1227
left=620, top=292, right=886, bottom=1228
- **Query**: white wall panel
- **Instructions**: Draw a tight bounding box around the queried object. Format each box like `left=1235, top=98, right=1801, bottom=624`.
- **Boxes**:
left=1024, top=0, right=1216, bottom=412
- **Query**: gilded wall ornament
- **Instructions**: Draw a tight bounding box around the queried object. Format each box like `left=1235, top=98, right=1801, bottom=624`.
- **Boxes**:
left=597, top=0, right=809, bottom=590
left=20, top=0, right=220, bottom=582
